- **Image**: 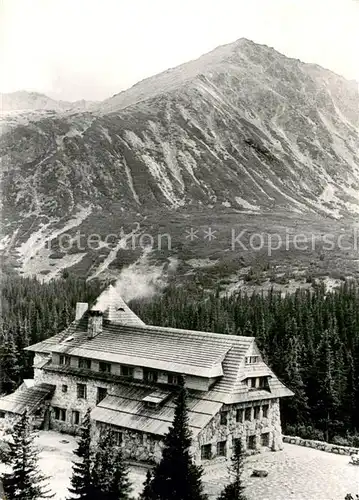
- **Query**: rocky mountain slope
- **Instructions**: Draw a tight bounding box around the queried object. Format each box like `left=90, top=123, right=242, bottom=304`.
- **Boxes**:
left=1, top=38, right=358, bottom=281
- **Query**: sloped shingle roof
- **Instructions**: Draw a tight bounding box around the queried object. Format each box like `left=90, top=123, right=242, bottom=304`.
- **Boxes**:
left=91, top=382, right=222, bottom=437
left=27, top=319, right=254, bottom=379
left=25, top=288, right=293, bottom=406
left=0, top=383, right=55, bottom=415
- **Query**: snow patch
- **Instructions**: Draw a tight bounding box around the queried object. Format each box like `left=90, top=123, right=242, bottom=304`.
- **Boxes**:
left=235, top=196, right=260, bottom=211
left=17, top=206, right=92, bottom=266
left=100, top=126, right=112, bottom=143
left=124, top=130, right=144, bottom=149
left=122, top=158, right=140, bottom=204
left=187, top=258, right=219, bottom=268
left=142, top=154, right=184, bottom=207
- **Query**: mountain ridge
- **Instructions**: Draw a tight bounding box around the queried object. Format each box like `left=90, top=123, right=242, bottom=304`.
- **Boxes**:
left=1, top=90, right=97, bottom=112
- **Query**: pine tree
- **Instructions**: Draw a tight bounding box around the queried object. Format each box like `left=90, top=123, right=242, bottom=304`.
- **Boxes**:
left=315, top=329, right=340, bottom=440
left=217, top=439, right=247, bottom=500
left=139, top=470, right=154, bottom=500
left=92, top=428, right=132, bottom=499
left=1, top=330, right=20, bottom=393
left=107, top=446, right=132, bottom=500
left=67, top=409, right=95, bottom=500
left=1, top=410, right=53, bottom=499
left=150, top=376, right=207, bottom=500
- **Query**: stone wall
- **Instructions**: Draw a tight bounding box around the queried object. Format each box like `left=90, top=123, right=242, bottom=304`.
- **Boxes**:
left=34, top=366, right=286, bottom=465
left=283, top=435, right=359, bottom=456
left=34, top=369, right=116, bottom=434
left=193, top=398, right=283, bottom=463
left=36, top=368, right=166, bottom=463
left=94, top=422, right=164, bottom=464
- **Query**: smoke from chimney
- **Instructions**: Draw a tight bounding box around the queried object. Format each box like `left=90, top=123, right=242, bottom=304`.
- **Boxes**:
left=110, top=252, right=178, bottom=303
left=90, top=252, right=179, bottom=313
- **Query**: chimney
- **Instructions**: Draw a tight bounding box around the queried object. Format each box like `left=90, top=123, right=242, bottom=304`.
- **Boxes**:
left=88, top=310, right=103, bottom=338
left=75, top=302, right=88, bottom=320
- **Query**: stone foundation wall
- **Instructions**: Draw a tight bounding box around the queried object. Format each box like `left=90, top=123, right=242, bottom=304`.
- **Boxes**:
left=283, top=435, right=359, bottom=456
left=93, top=422, right=164, bottom=464
left=193, top=398, right=283, bottom=463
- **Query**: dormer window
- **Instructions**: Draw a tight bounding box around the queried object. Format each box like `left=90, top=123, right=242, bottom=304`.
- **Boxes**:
left=78, top=358, right=91, bottom=370
left=245, top=356, right=259, bottom=364
left=121, top=365, right=134, bottom=378
left=145, top=401, right=157, bottom=410
left=99, top=361, right=111, bottom=373
left=143, top=389, right=170, bottom=409
left=168, top=374, right=179, bottom=385
left=59, top=355, right=70, bottom=366
left=258, top=377, right=268, bottom=389
left=246, top=377, right=269, bottom=390
left=144, top=369, right=158, bottom=383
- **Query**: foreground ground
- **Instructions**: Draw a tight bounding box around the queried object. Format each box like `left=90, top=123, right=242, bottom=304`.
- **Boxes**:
left=1, top=431, right=357, bottom=500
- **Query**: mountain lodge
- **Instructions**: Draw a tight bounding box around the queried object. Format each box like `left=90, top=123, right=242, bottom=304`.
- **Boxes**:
left=0, top=285, right=293, bottom=463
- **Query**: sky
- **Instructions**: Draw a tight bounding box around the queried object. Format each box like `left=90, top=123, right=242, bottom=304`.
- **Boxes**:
left=1, top=0, right=358, bottom=101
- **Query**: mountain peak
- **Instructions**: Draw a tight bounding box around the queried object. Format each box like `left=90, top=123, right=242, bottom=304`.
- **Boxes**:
left=1, top=38, right=358, bottom=279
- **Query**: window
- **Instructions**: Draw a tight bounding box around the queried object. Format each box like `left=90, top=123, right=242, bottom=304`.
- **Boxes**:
left=246, top=377, right=256, bottom=388
left=97, top=387, right=107, bottom=404
left=77, top=383, right=87, bottom=399
left=78, top=357, right=91, bottom=370
left=261, top=432, right=270, bottom=447
left=245, top=407, right=252, bottom=421
left=245, top=356, right=259, bottom=364
left=61, top=384, right=68, bottom=393
left=144, top=369, right=158, bottom=383
left=99, top=362, right=111, bottom=373
left=247, top=435, right=256, bottom=450
left=168, top=373, right=179, bottom=385
left=254, top=406, right=260, bottom=420
left=217, top=441, right=226, bottom=457
left=220, top=411, right=228, bottom=426
left=233, top=438, right=242, bottom=453
left=113, top=430, right=123, bottom=446
left=59, top=355, right=70, bottom=366
left=201, top=444, right=212, bottom=460
left=121, top=365, right=134, bottom=378
left=258, top=377, right=268, bottom=389
left=0, top=412, right=5, bottom=418
left=145, top=401, right=157, bottom=410
left=236, top=409, right=244, bottom=423
left=262, top=404, right=269, bottom=418
left=72, top=411, right=80, bottom=425
left=53, top=407, right=66, bottom=421
left=246, top=377, right=268, bottom=390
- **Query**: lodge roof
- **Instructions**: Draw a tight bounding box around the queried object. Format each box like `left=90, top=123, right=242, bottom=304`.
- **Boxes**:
left=91, top=382, right=222, bottom=437
left=0, top=383, right=55, bottom=415
left=27, top=320, right=254, bottom=378
left=25, top=286, right=293, bottom=404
